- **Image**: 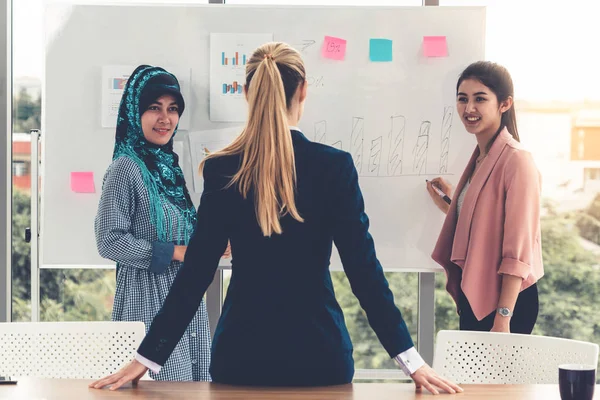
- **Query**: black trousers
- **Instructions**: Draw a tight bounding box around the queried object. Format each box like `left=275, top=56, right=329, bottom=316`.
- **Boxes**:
left=458, top=283, right=539, bottom=334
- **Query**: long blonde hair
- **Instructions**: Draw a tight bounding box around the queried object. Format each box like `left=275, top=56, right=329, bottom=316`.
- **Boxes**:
left=201, top=42, right=306, bottom=236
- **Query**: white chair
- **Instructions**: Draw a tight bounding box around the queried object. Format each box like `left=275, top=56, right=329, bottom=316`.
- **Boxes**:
left=433, top=330, right=599, bottom=384
left=0, top=321, right=148, bottom=379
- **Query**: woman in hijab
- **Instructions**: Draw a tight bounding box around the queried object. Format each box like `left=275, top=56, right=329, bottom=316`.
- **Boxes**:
left=95, top=65, right=217, bottom=382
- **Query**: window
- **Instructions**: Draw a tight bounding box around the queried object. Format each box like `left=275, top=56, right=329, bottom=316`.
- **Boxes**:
left=585, top=168, right=600, bottom=182
left=332, top=271, right=418, bottom=374
left=571, top=115, right=600, bottom=161
left=225, top=0, right=421, bottom=5
left=12, top=0, right=600, bottom=383
left=12, top=161, right=27, bottom=177
left=436, top=0, right=600, bottom=379
left=11, top=0, right=209, bottom=322
left=12, top=268, right=116, bottom=322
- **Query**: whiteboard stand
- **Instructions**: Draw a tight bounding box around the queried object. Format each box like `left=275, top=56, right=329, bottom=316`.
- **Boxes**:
left=418, top=272, right=435, bottom=366
left=206, top=269, right=223, bottom=338
left=30, top=129, right=41, bottom=322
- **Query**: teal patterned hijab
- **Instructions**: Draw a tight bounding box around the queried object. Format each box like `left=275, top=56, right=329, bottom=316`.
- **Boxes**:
left=112, top=65, right=196, bottom=243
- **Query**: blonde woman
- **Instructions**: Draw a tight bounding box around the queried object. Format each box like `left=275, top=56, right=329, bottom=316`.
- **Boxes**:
left=91, top=43, right=461, bottom=394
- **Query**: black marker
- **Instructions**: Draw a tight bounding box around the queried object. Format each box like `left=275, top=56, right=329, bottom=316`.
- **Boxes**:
left=426, top=179, right=451, bottom=205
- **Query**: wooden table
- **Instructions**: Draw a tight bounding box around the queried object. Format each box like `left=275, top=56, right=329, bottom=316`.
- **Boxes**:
left=0, top=378, right=597, bottom=399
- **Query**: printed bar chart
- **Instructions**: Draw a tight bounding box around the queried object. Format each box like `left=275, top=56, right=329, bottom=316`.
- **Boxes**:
left=221, top=51, right=248, bottom=66
left=222, top=81, right=243, bottom=95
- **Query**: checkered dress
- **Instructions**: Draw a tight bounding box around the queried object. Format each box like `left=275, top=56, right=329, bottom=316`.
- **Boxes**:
left=95, top=156, right=211, bottom=381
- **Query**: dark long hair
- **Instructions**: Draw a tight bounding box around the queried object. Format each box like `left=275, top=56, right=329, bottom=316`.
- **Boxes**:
left=457, top=61, right=519, bottom=150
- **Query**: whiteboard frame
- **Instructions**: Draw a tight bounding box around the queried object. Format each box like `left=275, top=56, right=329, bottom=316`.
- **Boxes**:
left=41, top=3, right=485, bottom=271
left=1, top=0, right=10, bottom=323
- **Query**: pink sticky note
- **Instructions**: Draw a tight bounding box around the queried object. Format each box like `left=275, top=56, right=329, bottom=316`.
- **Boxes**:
left=71, top=172, right=95, bottom=193
left=321, top=36, right=347, bottom=61
left=423, top=36, right=448, bottom=57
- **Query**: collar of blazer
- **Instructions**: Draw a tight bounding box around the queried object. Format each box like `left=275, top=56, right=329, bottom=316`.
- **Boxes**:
left=450, top=126, right=516, bottom=266
left=290, top=128, right=309, bottom=143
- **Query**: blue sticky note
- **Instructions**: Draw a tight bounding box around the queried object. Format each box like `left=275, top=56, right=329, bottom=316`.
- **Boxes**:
left=369, top=38, right=393, bottom=62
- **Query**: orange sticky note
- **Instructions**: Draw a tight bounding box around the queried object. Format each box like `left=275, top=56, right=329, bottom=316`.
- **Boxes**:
left=71, top=172, right=95, bottom=193
left=423, top=36, right=448, bottom=57
left=322, top=36, right=347, bottom=61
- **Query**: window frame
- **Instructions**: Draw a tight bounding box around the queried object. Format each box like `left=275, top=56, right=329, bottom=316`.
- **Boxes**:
left=2, top=0, right=12, bottom=323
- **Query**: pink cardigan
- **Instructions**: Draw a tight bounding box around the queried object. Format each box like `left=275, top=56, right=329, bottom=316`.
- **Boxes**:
left=432, top=128, right=544, bottom=321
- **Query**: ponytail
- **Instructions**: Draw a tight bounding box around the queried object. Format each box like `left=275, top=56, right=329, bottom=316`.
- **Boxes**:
left=201, top=42, right=306, bottom=236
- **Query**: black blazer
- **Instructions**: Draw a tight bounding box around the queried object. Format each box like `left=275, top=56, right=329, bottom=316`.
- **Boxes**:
left=138, top=130, right=414, bottom=386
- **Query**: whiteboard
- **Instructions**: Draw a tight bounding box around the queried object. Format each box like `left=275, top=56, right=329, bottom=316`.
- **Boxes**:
left=42, top=4, right=485, bottom=271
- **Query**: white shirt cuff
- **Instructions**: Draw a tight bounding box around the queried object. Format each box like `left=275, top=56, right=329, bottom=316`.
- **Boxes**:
left=393, top=346, right=426, bottom=376
left=135, top=352, right=162, bottom=374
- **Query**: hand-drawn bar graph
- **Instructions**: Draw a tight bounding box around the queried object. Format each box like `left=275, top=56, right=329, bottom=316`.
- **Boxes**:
left=412, top=121, right=431, bottom=175
left=351, top=117, right=365, bottom=173
left=311, top=113, right=452, bottom=178
left=387, top=115, right=405, bottom=176
left=314, top=120, right=327, bottom=144
left=369, top=137, right=383, bottom=175
left=439, top=107, right=453, bottom=174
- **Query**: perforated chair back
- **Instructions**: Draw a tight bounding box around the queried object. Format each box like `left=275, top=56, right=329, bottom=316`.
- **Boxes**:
left=433, top=330, right=599, bottom=384
left=0, top=321, right=147, bottom=379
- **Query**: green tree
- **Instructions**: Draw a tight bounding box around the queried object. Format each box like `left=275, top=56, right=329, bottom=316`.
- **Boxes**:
left=12, top=88, right=41, bottom=133
left=434, top=279, right=459, bottom=333
left=586, top=194, right=600, bottom=222
left=534, top=215, right=600, bottom=342
left=576, top=193, right=600, bottom=245
left=11, top=189, right=115, bottom=322
left=11, top=189, right=31, bottom=321
left=331, top=271, right=419, bottom=370
left=40, top=269, right=114, bottom=322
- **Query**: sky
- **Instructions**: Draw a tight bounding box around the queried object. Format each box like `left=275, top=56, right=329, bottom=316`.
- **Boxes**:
left=12, top=0, right=600, bottom=101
